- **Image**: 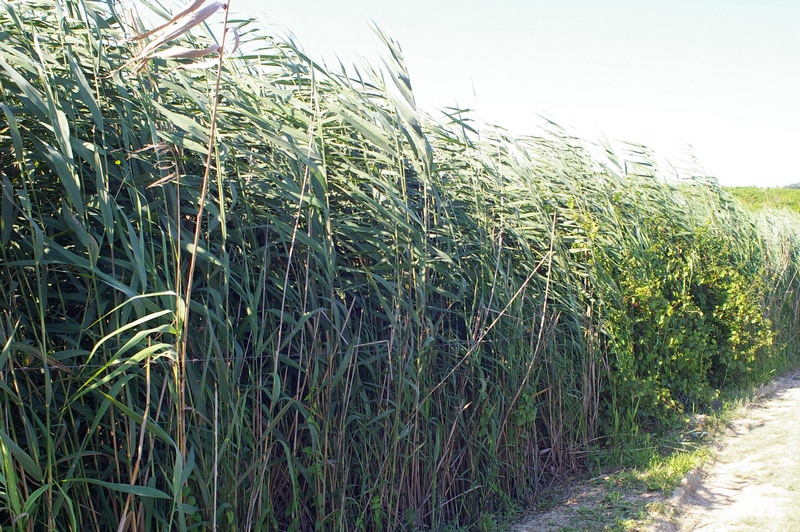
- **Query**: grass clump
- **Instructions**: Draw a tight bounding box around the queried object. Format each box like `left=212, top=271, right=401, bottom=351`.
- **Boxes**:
left=1, top=1, right=799, bottom=530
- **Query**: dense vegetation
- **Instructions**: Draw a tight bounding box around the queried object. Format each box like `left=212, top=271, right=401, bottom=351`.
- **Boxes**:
left=725, top=186, right=800, bottom=215
left=1, top=2, right=799, bottom=530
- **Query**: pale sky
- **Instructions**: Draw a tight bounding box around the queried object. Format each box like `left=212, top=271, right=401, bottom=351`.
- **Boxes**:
left=223, top=0, right=799, bottom=187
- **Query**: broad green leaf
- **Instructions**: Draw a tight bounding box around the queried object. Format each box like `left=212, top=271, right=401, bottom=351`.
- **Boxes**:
left=0, top=428, right=43, bottom=482
left=64, top=478, right=171, bottom=499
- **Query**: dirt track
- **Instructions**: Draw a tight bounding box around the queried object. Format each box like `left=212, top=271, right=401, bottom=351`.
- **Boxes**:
left=512, top=371, right=800, bottom=531
left=669, top=371, right=800, bottom=531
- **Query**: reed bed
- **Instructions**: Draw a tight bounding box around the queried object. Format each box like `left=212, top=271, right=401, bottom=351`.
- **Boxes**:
left=1, top=1, right=798, bottom=530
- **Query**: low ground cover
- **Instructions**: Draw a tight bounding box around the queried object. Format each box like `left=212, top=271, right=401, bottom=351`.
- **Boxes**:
left=511, top=369, right=800, bottom=532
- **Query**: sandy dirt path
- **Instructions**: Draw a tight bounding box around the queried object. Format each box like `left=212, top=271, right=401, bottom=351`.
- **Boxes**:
left=511, top=371, right=800, bottom=531
left=673, top=372, right=800, bottom=531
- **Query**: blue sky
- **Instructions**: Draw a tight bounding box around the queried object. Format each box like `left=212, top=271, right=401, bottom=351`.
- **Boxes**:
left=223, top=0, right=799, bottom=187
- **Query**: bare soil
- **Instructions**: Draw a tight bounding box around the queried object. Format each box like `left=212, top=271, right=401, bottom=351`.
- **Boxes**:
left=667, top=371, right=800, bottom=532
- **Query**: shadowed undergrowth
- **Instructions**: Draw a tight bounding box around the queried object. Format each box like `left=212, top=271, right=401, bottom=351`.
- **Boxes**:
left=1, top=1, right=799, bottom=530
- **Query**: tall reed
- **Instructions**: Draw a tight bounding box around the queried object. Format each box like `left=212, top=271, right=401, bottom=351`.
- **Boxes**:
left=0, top=1, right=798, bottom=530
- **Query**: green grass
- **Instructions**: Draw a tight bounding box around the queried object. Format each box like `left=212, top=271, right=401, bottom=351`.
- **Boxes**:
left=725, top=186, right=800, bottom=215
left=1, top=1, right=800, bottom=530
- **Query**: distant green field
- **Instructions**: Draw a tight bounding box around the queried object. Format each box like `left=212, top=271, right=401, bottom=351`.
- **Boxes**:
left=725, top=186, right=800, bottom=214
